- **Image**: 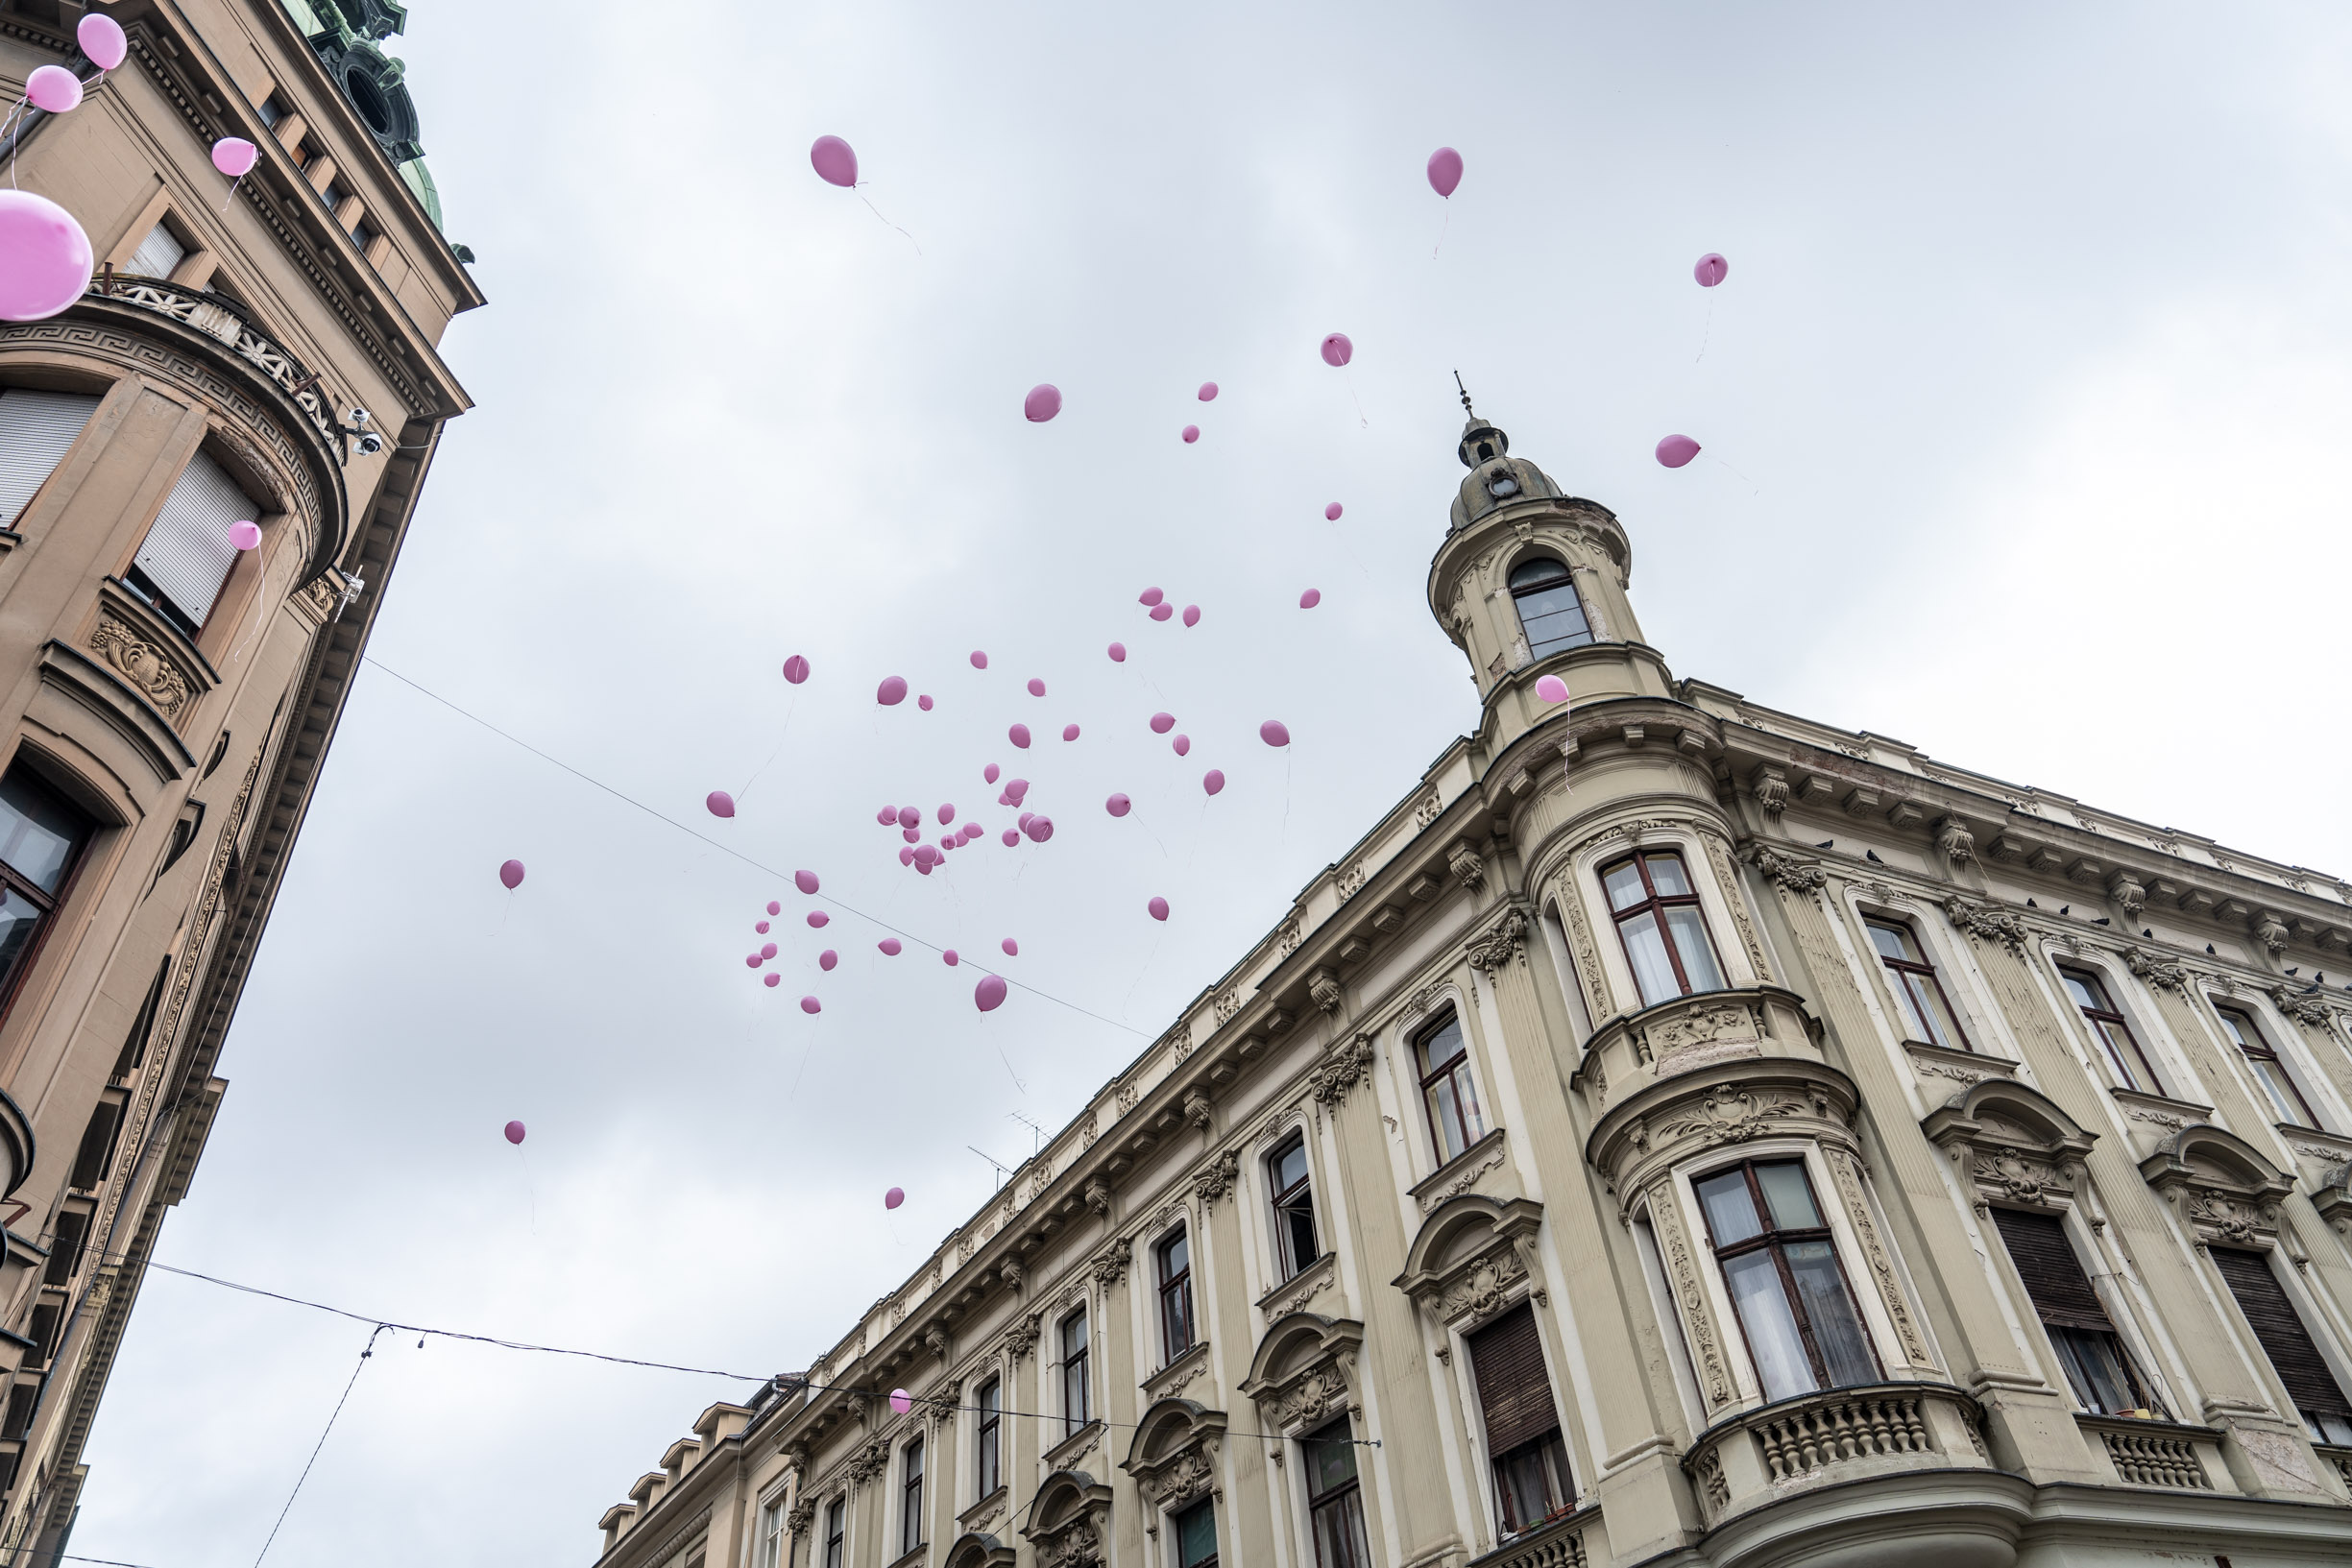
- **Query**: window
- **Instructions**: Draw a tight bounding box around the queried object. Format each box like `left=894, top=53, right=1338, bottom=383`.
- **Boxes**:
left=2, top=1385, right=32, bottom=1441
left=1174, top=1497, right=1217, bottom=1568
left=319, top=178, right=348, bottom=212
left=2211, top=1248, right=2352, bottom=1446
left=1466, top=1304, right=1573, bottom=1533
left=1987, top=1207, right=2158, bottom=1416
left=352, top=216, right=379, bottom=253
left=130, top=446, right=259, bottom=638
left=1157, top=1229, right=1195, bottom=1363
left=1060, top=1310, right=1090, bottom=1435
left=1304, top=1417, right=1371, bottom=1568
left=2215, top=1006, right=2317, bottom=1129
left=1507, top=557, right=1593, bottom=660
left=975, top=1377, right=1001, bottom=1496
left=1602, top=851, right=1725, bottom=1006
left=111, top=961, right=170, bottom=1083
left=1694, top=1160, right=1879, bottom=1401
left=1865, top=921, right=1971, bottom=1051
left=255, top=94, right=284, bottom=129
left=2058, top=967, right=2160, bottom=1094
left=0, top=388, right=102, bottom=525
left=42, top=1209, right=85, bottom=1288
left=67, top=1096, right=123, bottom=1192
left=822, top=1498, right=845, bottom=1568
left=0, top=768, right=92, bottom=1016
left=900, top=1436, right=924, bottom=1555
left=129, top=220, right=188, bottom=281
left=1269, top=1137, right=1320, bottom=1281
left=24, top=1301, right=58, bottom=1371
left=1417, top=1013, right=1487, bottom=1164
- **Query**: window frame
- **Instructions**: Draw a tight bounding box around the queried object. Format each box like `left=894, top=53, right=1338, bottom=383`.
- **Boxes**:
left=1302, top=1416, right=1371, bottom=1568
left=822, top=1497, right=846, bottom=1568
left=1173, top=1496, right=1218, bottom=1568
left=2213, top=1004, right=2318, bottom=1129
left=1156, top=1227, right=1195, bottom=1364
left=1863, top=918, right=1972, bottom=1052
left=0, top=765, right=94, bottom=1030
left=757, top=1493, right=788, bottom=1568
left=1692, top=1157, right=1882, bottom=1399
left=975, top=1376, right=1002, bottom=1497
left=1415, top=1011, right=1486, bottom=1166
left=1505, top=554, right=1595, bottom=662
left=2056, top=965, right=2161, bottom=1094
left=1986, top=1204, right=2162, bottom=1418
left=1060, top=1308, right=1091, bottom=1436
left=1463, top=1303, right=1576, bottom=1536
left=900, top=1435, right=925, bottom=1556
left=1268, top=1134, right=1321, bottom=1282
left=1600, top=850, right=1725, bottom=1005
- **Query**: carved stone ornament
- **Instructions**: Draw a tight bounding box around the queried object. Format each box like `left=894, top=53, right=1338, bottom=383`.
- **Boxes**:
left=1448, top=839, right=1487, bottom=893
left=88, top=614, right=193, bottom=719
left=1750, top=764, right=1790, bottom=821
left=2138, top=1125, right=2293, bottom=1249
left=1308, top=1034, right=1376, bottom=1111
left=1636, top=996, right=1763, bottom=1070
left=1090, top=1238, right=1132, bottom=1291
left=1019, top=1471, right=1112, bottom=1568
left=1237, top=1314, right=1366, bottom=1433
left=2122, top=947, right=2188, bottom=992
left=847, top=1438, right=890, bottom=1487
left=1185, top=1089, right=1213, bottom=1130
left=1256, top=1250, right=1337, bottom=1318
left=1650, top=1080, right=1814, bottom=1151
left=1409, top=1128, right=1510, bottom=1214
left=1120, top=1400, right=1228, bottom=1514
left=1589, top=1059, right=1857, bottom=1200
left=1943, top=895, right=2027, bottom=952
left=2269, top=985, right=2334, bottom=1028
left=1822, top=1146, right=1936, bottom=1369
left=787, top=1496, right=817, bottom=1537
left=1001, top=1260, right=1027, bottom=1293
left=1083, top=1177, right=1111, bottom=1216
left=1934, top=816, right=1976, bottom=869
left=1006, top=1315, right=1040, bottom=1361
left=1921, top=1079, right=2096, bottom=1217
left=1192, top=1148, right=1241, bottom=1210
left=1742, top=843, right=1828, bottom=895
left=2251, top=910, right=2291, bottom=955
left=1394, top=1194, right=1545, bottom=1328
left=1309, top=967, right=1344, bottom=1015
left=2106, top=871, right=2147, bottom=919
left=1465, top=909, right=1529, bottom=975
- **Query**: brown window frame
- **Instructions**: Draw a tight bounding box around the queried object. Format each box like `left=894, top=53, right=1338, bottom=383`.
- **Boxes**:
left=1600, top=851, right=1723, bottom=1004
left=0, top=766, right=94, bottom=1032
left=2057, top=966, right=2161, bottom=1094
left=1173, top=1496, right=1218, bottom=1568
left=975, top=1377, right=1001, bottom=1497
left=900, top=1435, right=924, bottom=1555
left=1415, top=1012, right=1485, bottom=1165
left=2210, top=1246, right=2352, bottom=1446
left=1863, top=919, right=1971, bottom=1052
left=1303, top=1416, right=1372, bottom=1568
left=1269, top=1136, right=1321, bottom=1282
left=1987, top=1206, right=2161, bottom=1417
left=1694, top=1159, right=1881, bottom=1396
left=1505, top=556, right=1594, bottom=661
left=1466, top=1304, right=1575, bottom=1535
left=1059, top=1309, right=1090, bottom=1436
left=2214, top=1005, right=2318, bottom=1129
left=1157, top=1227, right=1195, bottom=1364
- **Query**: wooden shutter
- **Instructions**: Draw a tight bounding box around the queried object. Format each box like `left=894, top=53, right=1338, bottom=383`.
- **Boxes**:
left=2212, top=1248, right=2352, bottom=1420
left=1990, top=1208, right=2114, bottom=1331
left=0, top=389, right=101, bottom=525
left=1467, top=1304, right=1560, bottom=1455
left=136, top=447, right=255, bottom=631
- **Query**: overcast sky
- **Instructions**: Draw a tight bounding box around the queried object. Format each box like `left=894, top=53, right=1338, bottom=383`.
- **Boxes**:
left=72, top=3, right=2352, bottom=1563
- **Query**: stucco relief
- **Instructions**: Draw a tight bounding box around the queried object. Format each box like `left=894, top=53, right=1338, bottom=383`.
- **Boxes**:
left=1699, top=830, right=1774, bottom=983
left=1823, top=1147, right=1935, bottom=1369
left=1921, top=1079, right=2095, bottom=1218
left=88, top=615, right=192, bottom=719
left=1646, top=1177, right=1734, bottom=1409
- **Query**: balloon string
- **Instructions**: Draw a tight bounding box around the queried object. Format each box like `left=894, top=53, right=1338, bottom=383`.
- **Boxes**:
left=1431, top=205, right=1450, bottom=261
left=1705, top=452, right=1759, bottom=495
left=1695, top=301, right=1713, bottom=364
left=217, top=172, right=246, bottom=215
left=738, top=690, right=798, bottom=804
left=858, top=191, right=922, bottom=256
left=1345, top=369, right=1369, bottom=429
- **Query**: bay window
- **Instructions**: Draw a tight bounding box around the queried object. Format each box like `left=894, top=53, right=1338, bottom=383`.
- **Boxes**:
left=1602, top=851, right=1724, bottom=1006
left=1693, top=1159, right=1879, bottom=1400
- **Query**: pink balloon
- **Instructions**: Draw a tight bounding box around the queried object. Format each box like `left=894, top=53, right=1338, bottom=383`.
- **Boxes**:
left=1260, top=719, right=1292, bottom=747
left=1694, top=253, right=1729, bottom=287
left=497, top=858, right=524, bottom=890
left=1198, top=382, right=1219, bottom=401
left=1006, top=779, right=1030, bottom=803
left=504, top=1120, right=526, bottom=1146
left=878, top=806, right=897, bottom=826
left=969, top=649, right=989, bottom=669
left=878, top=675, right=909, bottom=705
left=943, top=949, right=959, bottom=966
left=1151, top=712, right=1176, bottom=734
left=1018, top=811, right=1034, bottom=831
left=1535, top=674, right=1571, bottom=704
left=210, top=136, right=258, bottom=179
left=898, top=846, right=915, bottom=865
left=1171, top=734, right=1190, bottom=756
left=917, top=694, right=934, bottom=712
left=1008, top=723, right=1031, bottom=748
left=764, top=973, right=781, bottom=988
left=800, top=995, right=822, bottom=1015
left=1024, top=383, right=1062, bottom=422
left=1325, top=502, right=1344, bottom=520
left=756, top=920, right=771, bottom=933
left=1024, top=815, right=1055, bottom=843
left=1148, top=896, right=1170, bottom=922
left=976, top=974, right=1008, bottom=1012
left=889, top=1388, right=913, bottom=1413
left=796, top=869, right=820, bottom=895
left=914, top=843, right=939, bottom=866
left=1203, top=769, right=1225, bottom=796
left=1149, top=603, right=1174, bottom=621
left=819, top=949, right=837, bottom=971
left=1061, top=723, right=1080, bottom=741
left=761, top=941, right=779, bottom=959
left=1001, top=937, right=1019, bottom=956
left=746, top=953, right=763, bottom=968
left=1656, top=434, right=1701, bottom=469
left=767, top=900, right=783, bottom=915
left=77, top=14, right=128, bottom=71
left=1427, top=146, right=1464, bottom=199
left=1107, top=641, right=1127, bottom=663
left=228, top=519, right=261, bottom=552
left=1321, top=333, right=1353, bottom=368
left=1027, top=677, right=1046, bottom=697
left=885, top=1186, right=906, bottom=1209
left=0, top=191, right=92, bottom=322
left=902, top=826, right=920, bottom=843
left=1106, top=792, right=1131, bottom=817
left=706, top=790, right=737, bottom=818
left=811, top=135, right=859, bottom=187
left=1001, top=829, right=1020, bottom=846
left=983, top=763, right=1001, bottom=784
left=1140, top=587, right=1164, bottom=607
left=880, top=938, right=903, bottom=954
left=1181, top=424, right=1200, bottom=444
left=1182, top=605, right=1200, bottom=628
left=1299, top=589, right=1321, bottom=609
left=807, top=910, right=830, bottom=929
left=938, top=804, right=956, bottom=825
left=900, top=806, right=922, bottom=829
left=783, top=654, right=811, bottom=684
left=26, top=66, right=81, bottom=114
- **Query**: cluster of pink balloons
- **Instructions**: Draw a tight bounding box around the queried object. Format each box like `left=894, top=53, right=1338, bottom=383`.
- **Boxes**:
left=1135, top=586, right=1202, bottom=629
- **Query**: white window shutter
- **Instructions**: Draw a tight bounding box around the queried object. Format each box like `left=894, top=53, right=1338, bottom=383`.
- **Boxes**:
left=0, top=390, right=101, bottom=526
left=135, top=449, right=255, bottom=632
left=128, top=223, right=185, bottom=280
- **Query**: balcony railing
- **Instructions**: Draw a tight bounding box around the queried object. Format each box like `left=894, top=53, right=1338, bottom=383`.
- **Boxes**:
left=2075, top=1414, right=2216, bottom=1490
left=1683, top=1382, right=1987, bottom=1526
left=1467, top=1503, right=1595, bottom=1568
left=85, top=273, right=346, bottom=456
left=2317, top=1444, right=2352, bottom=1495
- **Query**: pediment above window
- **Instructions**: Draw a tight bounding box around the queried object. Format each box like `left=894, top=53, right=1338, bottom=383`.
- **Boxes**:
left=1236, top=1313, right=1365, bottom=1434
left=944, top=1532, right=1016, bottom=1568
left=1392, top=1194, right=1544, bottom=1329
left=1119, top=1398, right=1226, bottom=1516
left=1587, top=1059, right=1858, bottom=1199
left=1018, top=1471, right=1111, bottom=1568
left=2139, top=1125, right=2294, bottom=1249
left=1921, top=1079, right=2097, bottom=1215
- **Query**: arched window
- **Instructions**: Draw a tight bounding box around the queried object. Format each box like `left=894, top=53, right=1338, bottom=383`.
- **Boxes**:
left=1507, top=557, right=1592, bottom=660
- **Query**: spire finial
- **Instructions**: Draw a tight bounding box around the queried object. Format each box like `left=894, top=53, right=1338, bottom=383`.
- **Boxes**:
left=1454, top=370, right=1475, bottom=419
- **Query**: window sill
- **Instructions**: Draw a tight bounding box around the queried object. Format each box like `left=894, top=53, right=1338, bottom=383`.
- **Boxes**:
left=1464, top=1502, right=1599, bottom=1568
left=2275, top=1124, right=2352, bottom=1166
left=1899, top=1039, right=2016, bottom=1088
left=1255, top=1251, right=1337, bottom=1319
left=887, top=1548, right=928, bottom=1568
left=2105, top=1088, right=2215, bottom=1155
left=956, top=1487, right=1009, bottom=1534
left=1143, top=1341, right=1211, bottom=1404
left=1042, top=1419, right=1103, bottom=1471
left=1408, top=1127, right=1512, bottom=1215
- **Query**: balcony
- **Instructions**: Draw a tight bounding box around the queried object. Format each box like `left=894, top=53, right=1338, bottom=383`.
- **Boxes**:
left=1572, top=985, right=1822, bottom=1124
left=1466, top=1503, right=1597, bottom=1568
left=1682, top=1382, right=1989, bottom=1527
left=85, top=277, right=346, bottom=457
left=2075, top=1413, right=2220, bottom=1491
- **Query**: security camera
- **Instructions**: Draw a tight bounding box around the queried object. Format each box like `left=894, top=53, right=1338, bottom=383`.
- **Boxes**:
left=349, top=408, right=373, bottom=427
left=354, top=432, right=385, bottom=455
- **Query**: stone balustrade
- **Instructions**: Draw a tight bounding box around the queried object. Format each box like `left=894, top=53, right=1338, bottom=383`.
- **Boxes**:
left=1682, top=1382, right=1987, bottom=1526
left=1466, top=1503, right=1594, bottom=1568
left=2075, top=1414, right=2219, bottom=1490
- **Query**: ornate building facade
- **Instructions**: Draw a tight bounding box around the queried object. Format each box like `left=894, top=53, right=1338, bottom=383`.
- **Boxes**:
left=0, top=1, right=475, bottom=1557
left=596, top=413, right=2352, bottom=1568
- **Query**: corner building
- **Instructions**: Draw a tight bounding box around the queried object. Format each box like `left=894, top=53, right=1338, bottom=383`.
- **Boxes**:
left=600, top=414, right=2352, bottom=1568
left=0, top=1, right=476, bottom=1556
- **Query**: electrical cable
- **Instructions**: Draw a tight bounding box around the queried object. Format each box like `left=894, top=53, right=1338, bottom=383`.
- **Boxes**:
left=250, top=1325, right=383, bottom=1568
left=360, top=658, right=1151, bottom=1040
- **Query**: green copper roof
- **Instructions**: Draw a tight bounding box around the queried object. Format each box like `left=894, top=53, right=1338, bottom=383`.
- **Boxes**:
left=278, top=0, right=452, bottom=237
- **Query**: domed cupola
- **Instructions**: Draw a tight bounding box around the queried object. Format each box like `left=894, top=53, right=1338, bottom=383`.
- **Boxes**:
left=1450, top=408, right=1564, bottom=533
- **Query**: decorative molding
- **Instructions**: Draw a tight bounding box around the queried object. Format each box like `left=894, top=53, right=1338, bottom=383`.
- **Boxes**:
left=1414, top=791, right=1444, bottom=830
left=1140, top=1343, right=1213, bottom=1405
left=1943, top=896, right=2027, bottom=952
left=1307, top=1034, right=1376, bottom=1112
left=1465, top=909, right=1529, bottom=975
left=1408, top=1128, right=1510, bottom=1214
left=1006, top=1315, right=1040, bottom=1361
left=1822, top=1146, right=1934, bottom=1369
left=1309, top=967, right=1344, bottom=1014
left=1934, top=816, right=1976, bottom=869
left=1743, top=843, right=1828, bottom=895
left=2140, top=1125, right=2293, bottom=1249
left=2122, top=948, right=2189, bottom=992
left=1089, top=1238, right=1132, bottom=1291
left=2270, top=985, right=2334, bottom=1028
left=1191, top=1149, right=1241, bottom=1211
left=1900, top=1039, right=2018, bottom=1090
left=1447, top=839, right=1486, bottom=893
left=1646, top=1080, right=1815, bottom=1151
left=1646, top=1178, right=1733, bottom=1409
left=1923, top=1079, right=2096, bottom=1216
left=1701, top=832, right=1774, bottom=982
left=1750, top=764, right=1789, bottom=821
left=87, top=614, right=193, bottom=720
left=846, top=1438, right=890, bottom=1487
left=1255, top=1251, right=1338, bottom=1320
